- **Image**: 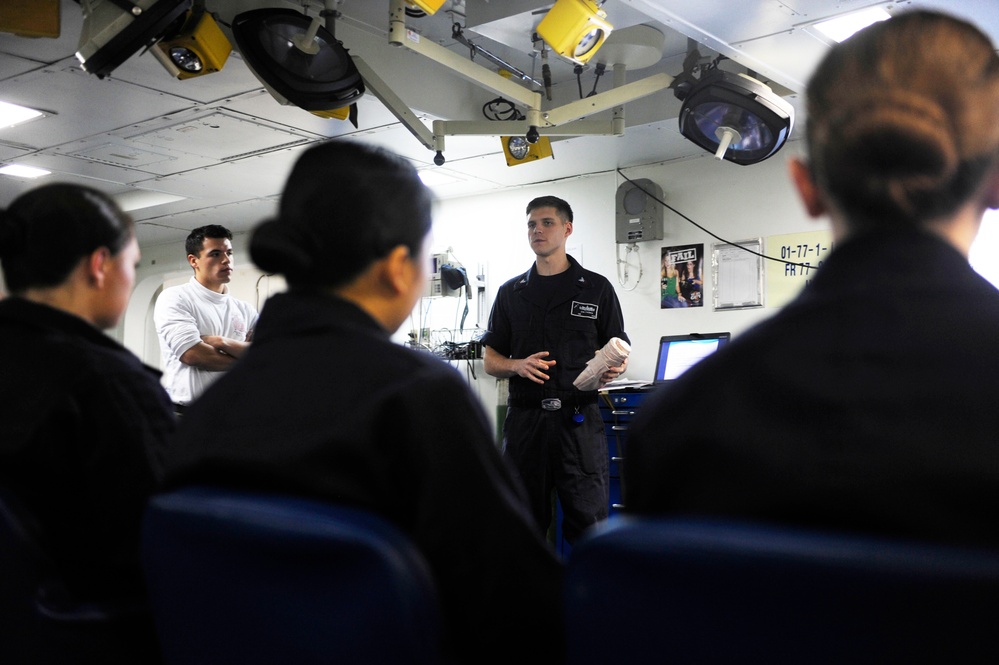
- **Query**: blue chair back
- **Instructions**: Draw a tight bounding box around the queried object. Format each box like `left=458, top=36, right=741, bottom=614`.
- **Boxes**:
left=564, top=516, right=999, bottom=664
left=0, top=487, right=155, bottom=664
left=141, top=486, right=446, bottom=665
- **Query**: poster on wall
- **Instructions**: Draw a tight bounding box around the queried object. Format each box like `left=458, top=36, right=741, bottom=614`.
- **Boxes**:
left=660, top=243, right=704, bottom=309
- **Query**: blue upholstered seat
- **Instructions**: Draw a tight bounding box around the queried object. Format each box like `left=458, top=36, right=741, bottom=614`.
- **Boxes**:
left=564, top=516, right=999, bottom=664
left=142, top=486, right=446, bottom=665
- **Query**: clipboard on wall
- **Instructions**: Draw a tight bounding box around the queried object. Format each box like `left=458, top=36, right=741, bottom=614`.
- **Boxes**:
left=712, top=238, right=764, bottom=310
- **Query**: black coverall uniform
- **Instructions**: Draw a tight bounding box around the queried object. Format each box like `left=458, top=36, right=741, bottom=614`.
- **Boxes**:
left=483, top=255, right=629, bottom=543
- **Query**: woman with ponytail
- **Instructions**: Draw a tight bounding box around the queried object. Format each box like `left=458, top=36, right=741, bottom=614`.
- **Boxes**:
left=624, top=10, right=999, bottom=550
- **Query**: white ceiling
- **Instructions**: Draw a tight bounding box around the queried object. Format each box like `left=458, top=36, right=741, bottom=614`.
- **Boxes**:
left=1, top=0, right=997, bottom=249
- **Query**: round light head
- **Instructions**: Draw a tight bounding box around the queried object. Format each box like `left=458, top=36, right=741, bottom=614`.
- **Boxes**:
left=232, top=8, right=365, bottom=112
left=677, top=70, right=794, bottom=165
left=169, top=46, right=203, bottom=72
left=502, top=136, right=554, bottom=167
left=507, top=136, right=530, bottom=160
left=574, top=27, right=607, bottom=60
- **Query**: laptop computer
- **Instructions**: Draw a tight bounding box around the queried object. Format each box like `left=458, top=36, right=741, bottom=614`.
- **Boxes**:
left=653, top=332, right=731, bottom=384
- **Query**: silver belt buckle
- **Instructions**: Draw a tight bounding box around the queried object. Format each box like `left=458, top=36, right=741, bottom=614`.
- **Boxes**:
left=541, top=398, right=562, bottom=411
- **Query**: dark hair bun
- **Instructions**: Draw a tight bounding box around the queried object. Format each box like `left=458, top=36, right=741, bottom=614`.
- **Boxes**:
left=806, top=11, right=999, bottom=226
left=249, top=219, right=315, bottom=279
left=824, top=90, right=959, bottom=219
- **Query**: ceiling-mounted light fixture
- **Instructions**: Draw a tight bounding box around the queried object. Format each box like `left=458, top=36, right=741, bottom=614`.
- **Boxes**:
left=502, top=135, right=554, bottom=167
left=536, top=0, right=613, bottom=65
left=0, top=101, right=45, bottom=129
left=231, top=8, right=365, bottom=117
left=676, top=69, right=793, bottom=165
left=404, top=0, right=447, bottom=16
left=151, top=8, right=231, bottom=79
left=417, top=168, right=461, bottom=188
left=814, top=7, right=891, bottom=43
left=376, top=0, right=792, bottom=167
left=75, top=0, right=192, bottom=79
left=114, top=189, right=187, bottom=212
left=0, top=164, right=51, bottom=179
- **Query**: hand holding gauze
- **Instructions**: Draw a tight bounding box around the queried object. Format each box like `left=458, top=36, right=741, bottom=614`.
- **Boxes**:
left=573, top=337, right=631, bottom=391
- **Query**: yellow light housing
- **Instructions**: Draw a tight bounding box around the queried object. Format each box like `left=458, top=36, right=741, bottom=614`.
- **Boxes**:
left=502, top=136, right=554, bottom=167
left=536, top=0, right=613, bottom=65
left=309, top=104, right=355, bottom=123
left=405, top=0, right=447, bottom=15
left=0, top=0, right=60, bottom=38
left=152, top=10, right=231, bottom=79
left=311, top=108, right=348, bottom=120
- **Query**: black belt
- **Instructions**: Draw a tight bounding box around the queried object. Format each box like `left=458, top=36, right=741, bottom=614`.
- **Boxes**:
left=508, top=396, right=597, bottom=411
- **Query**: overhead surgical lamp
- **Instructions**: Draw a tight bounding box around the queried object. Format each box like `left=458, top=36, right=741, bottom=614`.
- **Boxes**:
left=75, top=0, right=191, bottom=79
left=536, top=0, right=613, bottom=65
left=231, top=8, right=365, bottom=117
left=676, top=69, right=793, bottom=165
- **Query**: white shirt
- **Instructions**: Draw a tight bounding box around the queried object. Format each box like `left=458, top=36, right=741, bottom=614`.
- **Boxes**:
left=153, top=277, right=258, bottom=405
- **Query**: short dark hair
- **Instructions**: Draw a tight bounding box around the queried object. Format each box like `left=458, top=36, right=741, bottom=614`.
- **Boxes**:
left=250, top=140, right=433, bottom=289
left=0, top=183, right=133, bottom=294
left=526, top=196, right=573, bottom=223
left=186, top=224, right=232, bottom=257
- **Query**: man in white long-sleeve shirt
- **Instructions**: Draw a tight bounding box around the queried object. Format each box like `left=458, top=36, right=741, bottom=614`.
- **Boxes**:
left=154, top=225, right=258, bottom=412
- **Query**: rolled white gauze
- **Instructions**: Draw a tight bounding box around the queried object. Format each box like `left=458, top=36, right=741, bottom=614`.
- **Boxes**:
left=573, top=337, right=631, bottom=391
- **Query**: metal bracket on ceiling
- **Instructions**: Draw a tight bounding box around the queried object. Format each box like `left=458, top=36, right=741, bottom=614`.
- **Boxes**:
left=378, top=0, right=675, bottom=165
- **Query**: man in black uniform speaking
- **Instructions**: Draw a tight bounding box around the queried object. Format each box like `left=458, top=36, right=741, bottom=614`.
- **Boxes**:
left=483, top=195, right=629, bottom=544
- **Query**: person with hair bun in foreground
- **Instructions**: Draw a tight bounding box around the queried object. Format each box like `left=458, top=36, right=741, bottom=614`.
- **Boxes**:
left=160, top=140, right=563, bottom=664
left=0, top=183, right=175, bottom=663
left=623, top=10, right=999, bottom=550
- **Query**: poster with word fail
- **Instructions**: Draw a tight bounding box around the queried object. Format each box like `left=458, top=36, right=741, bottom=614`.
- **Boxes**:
left=661, top=243, right=704, bottom=309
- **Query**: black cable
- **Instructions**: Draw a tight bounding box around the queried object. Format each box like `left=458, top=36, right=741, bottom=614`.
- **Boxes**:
left=587, top=62, right=606, bottom=97
left=482, top=97, right=524, bottom=121
left=615, top=169, right=821, bottom=271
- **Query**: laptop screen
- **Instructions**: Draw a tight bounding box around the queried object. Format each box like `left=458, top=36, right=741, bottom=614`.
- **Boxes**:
left=653, top=332, right=731, bottom=384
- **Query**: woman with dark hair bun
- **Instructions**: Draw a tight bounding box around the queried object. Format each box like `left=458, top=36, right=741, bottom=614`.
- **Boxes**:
left=0, top=183, right=175, bottom=662
left=799, top=10, right=999, bottom=235
left=161, top=140, right=563, bottom=664
left=624, top=10, right=999, bottom=552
